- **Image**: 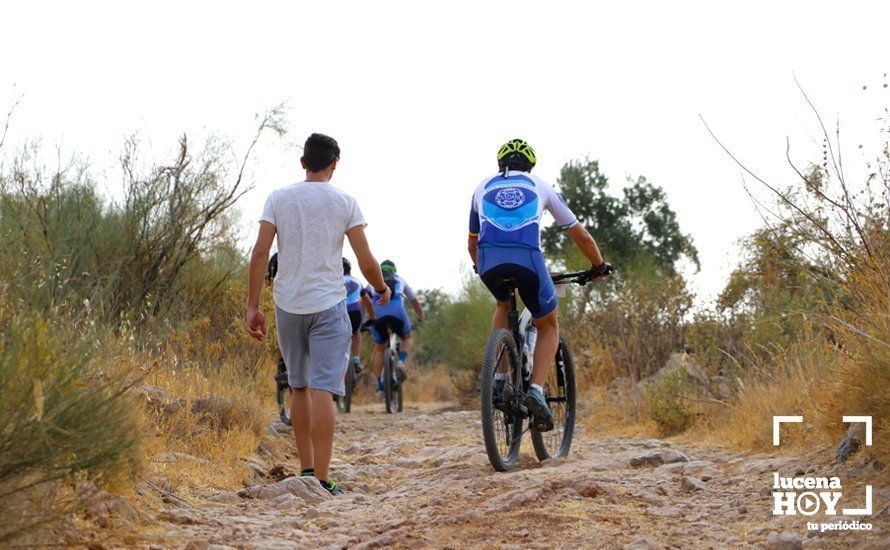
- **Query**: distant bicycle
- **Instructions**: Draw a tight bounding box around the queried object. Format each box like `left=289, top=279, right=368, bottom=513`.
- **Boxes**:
left=480, top=270, right=601, bottom=472
left=275, top=357, right=291, bottom=425
left=380, top=325, right=404, bottom=414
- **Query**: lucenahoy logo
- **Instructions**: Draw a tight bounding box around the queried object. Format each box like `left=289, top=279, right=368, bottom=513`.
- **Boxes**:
left=494, top=187, right=526, bottom=209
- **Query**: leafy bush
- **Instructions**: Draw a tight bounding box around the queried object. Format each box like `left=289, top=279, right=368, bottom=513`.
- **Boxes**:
left=644, top=369, right=696, bottom=436
left=0, top=303, right=141, bottom=543
left=415, top=275, right=495, bottom=403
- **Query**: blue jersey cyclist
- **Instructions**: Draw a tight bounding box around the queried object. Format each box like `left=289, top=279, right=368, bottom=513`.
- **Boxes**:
left=343, top=257, right=376, bottom=374
left=367, top=259, right=425, bottom=390
left=468, top=139, right=611, bottom=431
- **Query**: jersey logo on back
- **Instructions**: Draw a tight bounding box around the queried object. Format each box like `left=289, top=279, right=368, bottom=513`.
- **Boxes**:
left=494, top=187, right=526, bottom=209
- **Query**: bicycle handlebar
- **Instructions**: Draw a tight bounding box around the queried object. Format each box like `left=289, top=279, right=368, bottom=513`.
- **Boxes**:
left=550, top=263, right=614, bottom=286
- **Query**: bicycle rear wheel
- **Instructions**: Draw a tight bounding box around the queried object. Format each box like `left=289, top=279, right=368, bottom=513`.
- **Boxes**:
left=481, top=328, right=523, bottom=472
left=531, top=335, right=576, bottom=461
left=343, top=362, right=355, bottom=413
left=384, top=349, right=402, bottom=413
left=277, top=384, right=291, bottom=425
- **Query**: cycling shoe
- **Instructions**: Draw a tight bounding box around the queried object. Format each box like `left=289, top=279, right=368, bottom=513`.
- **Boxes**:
left=396, top=361, right=408, bottom=382
left=525, top=386, right=554, bottom=432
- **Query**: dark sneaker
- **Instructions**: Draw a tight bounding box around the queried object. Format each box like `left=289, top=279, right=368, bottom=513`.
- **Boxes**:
left=525, top=386, right=554, bottom=432
left=396, top=361, right=408, bottom=382
left=319, top=479, right=344, bottom=496
left=353, top=361, right=363, bottom=375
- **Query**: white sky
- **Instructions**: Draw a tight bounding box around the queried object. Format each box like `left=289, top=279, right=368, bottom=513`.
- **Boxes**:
left=2, top=1, right=888, bottom=305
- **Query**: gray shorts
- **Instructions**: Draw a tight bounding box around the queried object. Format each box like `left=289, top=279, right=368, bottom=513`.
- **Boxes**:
left=275, top=300, right=351, bottom=396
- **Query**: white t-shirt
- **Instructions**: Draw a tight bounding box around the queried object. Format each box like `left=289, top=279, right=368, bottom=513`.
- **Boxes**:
left=260, top=181, right=366, bottom=314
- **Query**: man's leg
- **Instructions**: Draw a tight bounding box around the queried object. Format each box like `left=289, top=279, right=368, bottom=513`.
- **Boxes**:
left=275, top=306, right=313, bottom=472
left=290, top=386, right=314, bottom=472
left=304, top=301, right=351, bottom=490
left=530, top=310, right=559, bottom=387
left=309, top=388, right=336, bottom=482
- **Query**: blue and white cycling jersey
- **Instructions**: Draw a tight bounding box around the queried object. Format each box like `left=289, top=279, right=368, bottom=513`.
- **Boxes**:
left=367, top=274, right=416, bottom=343
left=468, top=170, right=577, bottom=250
left=344, top=274, right=368, bottom=313
left=366, top=274, right=416, bottom=315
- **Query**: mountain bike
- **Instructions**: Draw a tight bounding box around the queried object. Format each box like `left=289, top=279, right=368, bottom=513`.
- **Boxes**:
left=275, top=356, right=291, bottom=425
left=381, top=329, right=403, bottom=414
left=480, top=270, right=596, bottom=472
left=337, top=354, right=364, bottom=413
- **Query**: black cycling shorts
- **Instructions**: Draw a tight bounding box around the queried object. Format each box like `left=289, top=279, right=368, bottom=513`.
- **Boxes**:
left=348, top=309, right=362, bottom=335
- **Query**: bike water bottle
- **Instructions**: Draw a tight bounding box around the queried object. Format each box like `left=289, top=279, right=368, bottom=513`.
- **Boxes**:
left=526, top=325, right=537, bottom=365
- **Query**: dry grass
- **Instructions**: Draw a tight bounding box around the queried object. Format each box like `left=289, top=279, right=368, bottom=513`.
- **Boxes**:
left=134, top=348, right=276, bottom=495
left=688, top=334, right=837, bottom=453
left=581, top=383, right=658, bottom=439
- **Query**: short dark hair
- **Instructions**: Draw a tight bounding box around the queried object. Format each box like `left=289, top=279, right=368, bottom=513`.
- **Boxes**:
left=303, top=133, right=340, bottom=172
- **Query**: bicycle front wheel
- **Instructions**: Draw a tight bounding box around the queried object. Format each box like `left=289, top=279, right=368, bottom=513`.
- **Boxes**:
left=531, top=335, right=576, bottom=460
left=384, top=349, right=402, bottom=413
left=481, top=328, right=523, bottom=472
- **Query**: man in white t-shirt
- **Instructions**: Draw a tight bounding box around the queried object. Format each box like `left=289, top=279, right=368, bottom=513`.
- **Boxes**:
left=246, top=133, right=391, bottom=495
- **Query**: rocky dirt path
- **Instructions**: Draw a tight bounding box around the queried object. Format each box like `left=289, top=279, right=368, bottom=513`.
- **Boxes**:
left=147, top=403, right=886, bottom=549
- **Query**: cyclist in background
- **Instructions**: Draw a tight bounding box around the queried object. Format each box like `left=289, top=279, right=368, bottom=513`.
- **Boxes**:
left=343, top=257, right=375, bottom=373
left=467, top=139, right=611, bottom=431
left=368, top=259, right=424, bottom=390
left=265, top=252, right=288, bottom=392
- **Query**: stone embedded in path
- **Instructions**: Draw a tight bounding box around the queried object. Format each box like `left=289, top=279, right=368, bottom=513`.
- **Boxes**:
left=630, top=449, right=689, bottom=468
left=765, top=531, right=803, bottom=550
left=681, top=460, right=721, bottom=481
left=646, top=505, right=682, bottom=517
left=680, top=476, right=707, bottom=492
left=625, top=537, right=660, bottom=549
left=206, top=491, right=242, bottom=504
left=158, top=508, right=203, bottom=525
left=238, top=476, right=332, bottom=504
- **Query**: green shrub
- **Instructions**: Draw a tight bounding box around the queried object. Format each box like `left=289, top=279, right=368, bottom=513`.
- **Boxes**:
left=644, top=369, right=695, bottom=436
left=0, top=305, right=141, bottom=544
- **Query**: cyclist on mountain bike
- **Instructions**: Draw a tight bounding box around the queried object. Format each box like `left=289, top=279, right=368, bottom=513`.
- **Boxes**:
left=266, top=253, right=289, bottom=392
left=468, top=139, right=611, bottom=431
left=368, top=259, right=425, bottom=389
left=343, top=257, right=375, bottom=373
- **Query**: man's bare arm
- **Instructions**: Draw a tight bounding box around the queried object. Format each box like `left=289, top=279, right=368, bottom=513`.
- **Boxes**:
left=346, top=225, right=391, bottom=305
left=566, top=224, right=605, bottom=267
left=246, top=221, right=276, bottom=339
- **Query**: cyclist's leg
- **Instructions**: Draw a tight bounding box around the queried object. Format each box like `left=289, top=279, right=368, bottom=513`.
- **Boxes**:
left=393, top=309, right=411, bottom=366
left=530, top=310, right=559, bottom=387
left=478, top=248, right=521, bottom=377
left=491, top=299, right=511, bottom=331
left=348, top=309, right=362, bottom=368
left=515, top=248, right=559, bottom=387
left=370, top=319, right=388, bottom=377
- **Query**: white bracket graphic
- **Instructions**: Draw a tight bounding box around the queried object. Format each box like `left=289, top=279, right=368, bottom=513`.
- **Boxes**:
left=773, top=415, right=803, bottom=446
left=842, top=416, right=873, bottom=446
left=843, top=485, right=873, bottom=516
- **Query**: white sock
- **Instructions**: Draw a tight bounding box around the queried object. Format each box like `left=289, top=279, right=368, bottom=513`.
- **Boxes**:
left=494, top=372, right=507, bottom=380
left=530, top=383, right=544, bottom=394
